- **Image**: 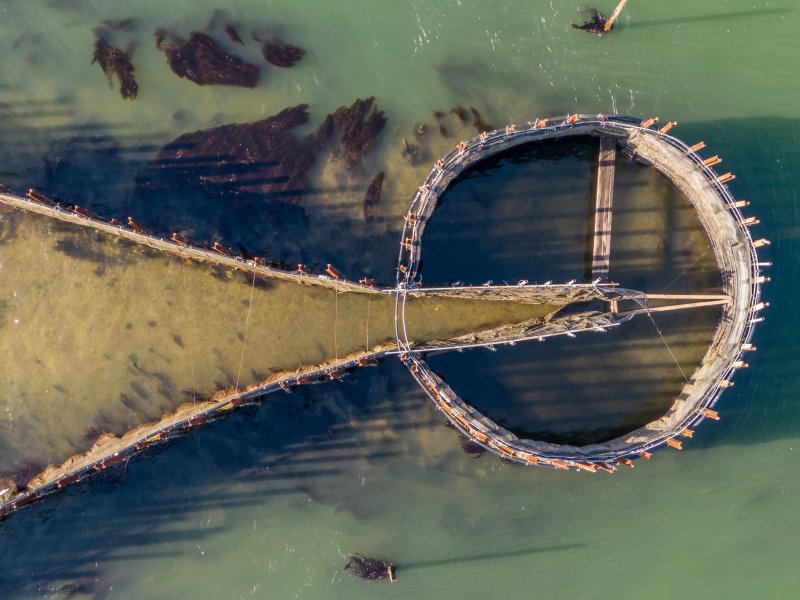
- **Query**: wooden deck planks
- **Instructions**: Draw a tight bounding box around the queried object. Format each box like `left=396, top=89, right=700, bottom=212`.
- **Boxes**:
left=591, top=136, right=617, bottom=279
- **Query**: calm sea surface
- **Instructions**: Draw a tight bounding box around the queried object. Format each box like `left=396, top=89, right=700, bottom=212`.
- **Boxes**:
left=0, top=1, right=798, bottom=598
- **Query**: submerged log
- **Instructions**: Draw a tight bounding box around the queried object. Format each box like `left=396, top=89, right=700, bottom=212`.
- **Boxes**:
left=344, top=553, right=397, bottom=583
left=363, top=171, right=384, bottom=221
left=161, top=31, right=259, bottom=87
left=91, top=35, right=139, bottom=100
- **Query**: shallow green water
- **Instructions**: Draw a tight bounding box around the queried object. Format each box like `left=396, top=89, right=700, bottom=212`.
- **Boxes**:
left=0, top=1, right=798, bottom=598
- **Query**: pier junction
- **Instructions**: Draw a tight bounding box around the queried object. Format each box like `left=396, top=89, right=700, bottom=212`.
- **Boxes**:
left=0, top=114, right=766, bottom=518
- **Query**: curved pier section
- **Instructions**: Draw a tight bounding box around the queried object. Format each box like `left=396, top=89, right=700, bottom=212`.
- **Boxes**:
left=396, top=114, right=765, bottom=471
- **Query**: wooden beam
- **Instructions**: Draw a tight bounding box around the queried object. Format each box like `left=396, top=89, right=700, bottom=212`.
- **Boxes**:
left=636, top=293, right=731, bottom=301
left=591, top=136, right=617, bottom=280
left=617, top=298, right=730, bottom=317
left=603, top=0, right=629, bottom=32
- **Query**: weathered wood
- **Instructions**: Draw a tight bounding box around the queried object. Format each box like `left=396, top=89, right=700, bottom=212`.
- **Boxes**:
left=591, top=136, right=617, bottom=280
left=604, top=0, right=629, bottom=32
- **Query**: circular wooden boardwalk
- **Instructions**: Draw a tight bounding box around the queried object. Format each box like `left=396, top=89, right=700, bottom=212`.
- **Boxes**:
left=394, top=114, right=766, bottom=471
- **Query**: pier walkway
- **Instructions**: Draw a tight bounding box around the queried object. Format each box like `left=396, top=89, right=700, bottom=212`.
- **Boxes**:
left=591, top=136, right=617, bottom=280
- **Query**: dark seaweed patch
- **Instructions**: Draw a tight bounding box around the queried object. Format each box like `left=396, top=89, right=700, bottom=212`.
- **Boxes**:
left=344, top=553, right=396, bottom=582
left=91, top=35, right=139, bottom=100
left=363, top=171, right=384, bottom=221
left=225, top=23, right=244, bottom=45
left=450, top=105, right=468, bottom=123
left=161, top=31, right=259, bottom=88
left=470, top=107, right=491, bottom=132
left=315, top=97, right=387, bottom=168
left=572, top=8, right=609, bottom=33
left=261, top=39, right=306, bottom=68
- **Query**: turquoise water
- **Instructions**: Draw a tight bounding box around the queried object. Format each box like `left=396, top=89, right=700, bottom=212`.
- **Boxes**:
left=1, top=1, right=799, bottom=598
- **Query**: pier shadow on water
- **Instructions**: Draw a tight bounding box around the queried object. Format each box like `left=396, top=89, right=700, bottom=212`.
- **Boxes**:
left=0, top=361, right=438, bottom=596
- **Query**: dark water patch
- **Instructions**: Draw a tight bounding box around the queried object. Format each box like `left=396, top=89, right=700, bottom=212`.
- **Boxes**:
left=91, top=34, right=139, bottom=100
left=420, top=136, right=594, bottom=286
left=100, top=17, right=139, bottom=33
left=261, top=38, right=306, bottom=68
left=158, top=31, right=259, bottom=88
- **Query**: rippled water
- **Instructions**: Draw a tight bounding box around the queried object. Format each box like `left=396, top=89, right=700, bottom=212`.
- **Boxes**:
left=1, top=1, right=798, bottom=598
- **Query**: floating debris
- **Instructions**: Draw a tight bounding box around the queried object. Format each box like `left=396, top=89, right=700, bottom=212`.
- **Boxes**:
left=573, top=1, right=627, bottom=33
left=344, top=553, right=397, bottom=583
left=363, top=172, right=385, bottom=221
left=91, top=35, right=139, bottom=100
left=572, top=9, right=608, bottom=32
left=160, top=31, right=259, bottom=87
left=261, top=38, right=306, bottom=68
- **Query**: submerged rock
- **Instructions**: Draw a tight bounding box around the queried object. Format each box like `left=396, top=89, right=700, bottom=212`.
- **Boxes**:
left=363, top=171, right=384, bottom=221
left=161, top=31, right=259, bottom=87
left=91, top=35, right=139, bottom=100
left=344, top=553, right=397, bottom=583
left=261, top=38, right=306, bottom=68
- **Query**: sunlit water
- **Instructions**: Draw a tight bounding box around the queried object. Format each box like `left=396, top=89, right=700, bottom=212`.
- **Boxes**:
left=0, top=1, right=798, bottom=598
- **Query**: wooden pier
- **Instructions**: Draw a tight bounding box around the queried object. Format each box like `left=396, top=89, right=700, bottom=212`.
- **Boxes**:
left=591, top=136, right=617, bottom=280
left=0, top=113, right=766, bottom=521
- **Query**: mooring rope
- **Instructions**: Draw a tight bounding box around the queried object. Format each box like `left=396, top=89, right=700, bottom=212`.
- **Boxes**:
left=235, top=270, right=257, bottom=394
left=659, top=245, right=711, bottom=294
left=645, top=307, right=690, bottom=384
left=180, top=257, right=197, bottom=403
left=623, top=290, right=690, bottom=384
